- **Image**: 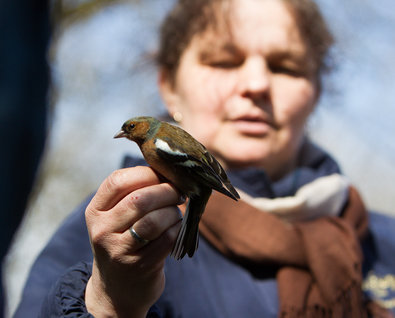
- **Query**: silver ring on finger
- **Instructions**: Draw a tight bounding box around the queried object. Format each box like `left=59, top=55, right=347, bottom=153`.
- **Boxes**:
left=130, top=227, right=150, bottom=245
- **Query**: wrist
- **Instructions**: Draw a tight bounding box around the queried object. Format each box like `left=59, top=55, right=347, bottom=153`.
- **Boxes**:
left=85, top=267, right=149, bottom=318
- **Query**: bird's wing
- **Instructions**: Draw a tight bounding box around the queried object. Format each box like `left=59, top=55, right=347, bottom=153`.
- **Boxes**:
left=201, top=151, right=240, bottom=200
left=154, top=137, right=204, bottom=165
left=154, top=136, right=239, bottom=200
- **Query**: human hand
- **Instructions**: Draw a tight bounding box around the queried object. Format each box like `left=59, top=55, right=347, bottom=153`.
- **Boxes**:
left=84, top=166, right=183, bottom=318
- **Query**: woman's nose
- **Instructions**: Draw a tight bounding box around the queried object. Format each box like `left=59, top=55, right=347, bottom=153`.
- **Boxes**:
left=239, top=57, right=270, bottom=99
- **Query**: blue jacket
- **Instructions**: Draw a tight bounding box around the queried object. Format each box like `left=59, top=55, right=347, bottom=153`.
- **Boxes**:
left=14, top=153, right=395, bottom=317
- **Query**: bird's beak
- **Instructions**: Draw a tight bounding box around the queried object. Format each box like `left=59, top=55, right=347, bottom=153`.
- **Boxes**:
left=114, top=129, right=127, bottom=139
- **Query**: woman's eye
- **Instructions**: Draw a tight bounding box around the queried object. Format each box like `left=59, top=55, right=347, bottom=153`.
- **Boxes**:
left=199, top=43, right=244, bottom=69
left=208, top=59, right=243, bottom=69
left=270, top=64, right=302, bottom=77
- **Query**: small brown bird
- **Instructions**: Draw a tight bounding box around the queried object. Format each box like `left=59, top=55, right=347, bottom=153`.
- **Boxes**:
left=114, top=116, right=239, bottom=259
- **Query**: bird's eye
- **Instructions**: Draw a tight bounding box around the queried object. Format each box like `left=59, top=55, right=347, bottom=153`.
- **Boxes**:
left=129, top=123, right=135, bottom=129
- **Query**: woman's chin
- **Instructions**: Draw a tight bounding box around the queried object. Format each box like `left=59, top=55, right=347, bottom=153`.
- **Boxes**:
left=220, top=149, right=271, bottom=170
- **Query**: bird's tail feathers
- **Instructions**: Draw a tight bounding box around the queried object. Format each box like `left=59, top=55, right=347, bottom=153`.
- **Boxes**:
left=170, top=191, right=211, bottom=260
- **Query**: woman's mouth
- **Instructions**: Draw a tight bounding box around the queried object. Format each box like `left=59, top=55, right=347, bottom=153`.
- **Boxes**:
left=230, top=116, right=273, bottom=136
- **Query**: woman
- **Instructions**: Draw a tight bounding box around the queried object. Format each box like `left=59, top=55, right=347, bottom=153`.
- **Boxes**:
left=14, top=0, right=394, bottom=317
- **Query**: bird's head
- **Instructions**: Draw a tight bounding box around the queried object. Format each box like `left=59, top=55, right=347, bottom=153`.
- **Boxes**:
left=114, top=116, right=160, bottom=145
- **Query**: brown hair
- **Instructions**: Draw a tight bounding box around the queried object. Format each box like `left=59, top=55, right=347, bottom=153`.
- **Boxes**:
left=157, top=0, right=334, bottom=87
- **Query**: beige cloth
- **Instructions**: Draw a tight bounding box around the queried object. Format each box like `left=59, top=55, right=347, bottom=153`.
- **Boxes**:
left=238, top=173, right=349, bottom=222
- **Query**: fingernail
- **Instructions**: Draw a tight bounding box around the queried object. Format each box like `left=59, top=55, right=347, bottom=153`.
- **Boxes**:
left=179, top=195, right=187, bottom=204
left=176, top=208, right=183, bottom=219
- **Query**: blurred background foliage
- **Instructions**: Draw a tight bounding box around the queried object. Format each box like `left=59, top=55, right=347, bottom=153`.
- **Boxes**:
left=3, top=0, right=395, bottom=316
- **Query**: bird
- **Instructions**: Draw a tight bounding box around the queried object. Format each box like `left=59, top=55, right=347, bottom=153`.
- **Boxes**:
left=114, top=116, right=239, bottom=260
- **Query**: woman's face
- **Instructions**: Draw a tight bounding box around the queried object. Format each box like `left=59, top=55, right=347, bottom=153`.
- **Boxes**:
left=160, top=0, right=318, bottom=179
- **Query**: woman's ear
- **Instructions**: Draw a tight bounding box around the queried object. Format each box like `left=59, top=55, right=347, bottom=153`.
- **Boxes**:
left=158, top=68, right=179, bottom=116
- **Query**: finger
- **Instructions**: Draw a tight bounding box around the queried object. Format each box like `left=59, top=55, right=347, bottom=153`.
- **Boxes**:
left=90, top=166, right=161, bottom=212
left=130, top=206, right=182, bottom=243
left=107, top=182, right=184, bottom=233
left=127, top=222, right=181, bottom=271
left=90, top=211, right=181, bottom=268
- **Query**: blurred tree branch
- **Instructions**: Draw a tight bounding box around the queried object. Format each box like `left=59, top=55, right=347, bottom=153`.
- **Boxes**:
left=52, top=0, right=140, bottom=27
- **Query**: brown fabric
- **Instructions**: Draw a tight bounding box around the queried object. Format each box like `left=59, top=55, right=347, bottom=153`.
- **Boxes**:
left=198, top=186, right=392, bottom=318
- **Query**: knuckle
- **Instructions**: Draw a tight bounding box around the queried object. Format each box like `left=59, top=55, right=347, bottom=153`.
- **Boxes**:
left=105, top=169, right=125, bottom=192
left=136, top=214, right=160, bottom=237
left=89, top=224, right=110, bottom=247
left=106, top=247, right=125, bottom=264
left=85, top=204, right=96, bottom=223
left=89, top=229, right=125, bottom=263
left=128, top=190, right=150, bottom=212
left=132, top=183, right=179, bottom=212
